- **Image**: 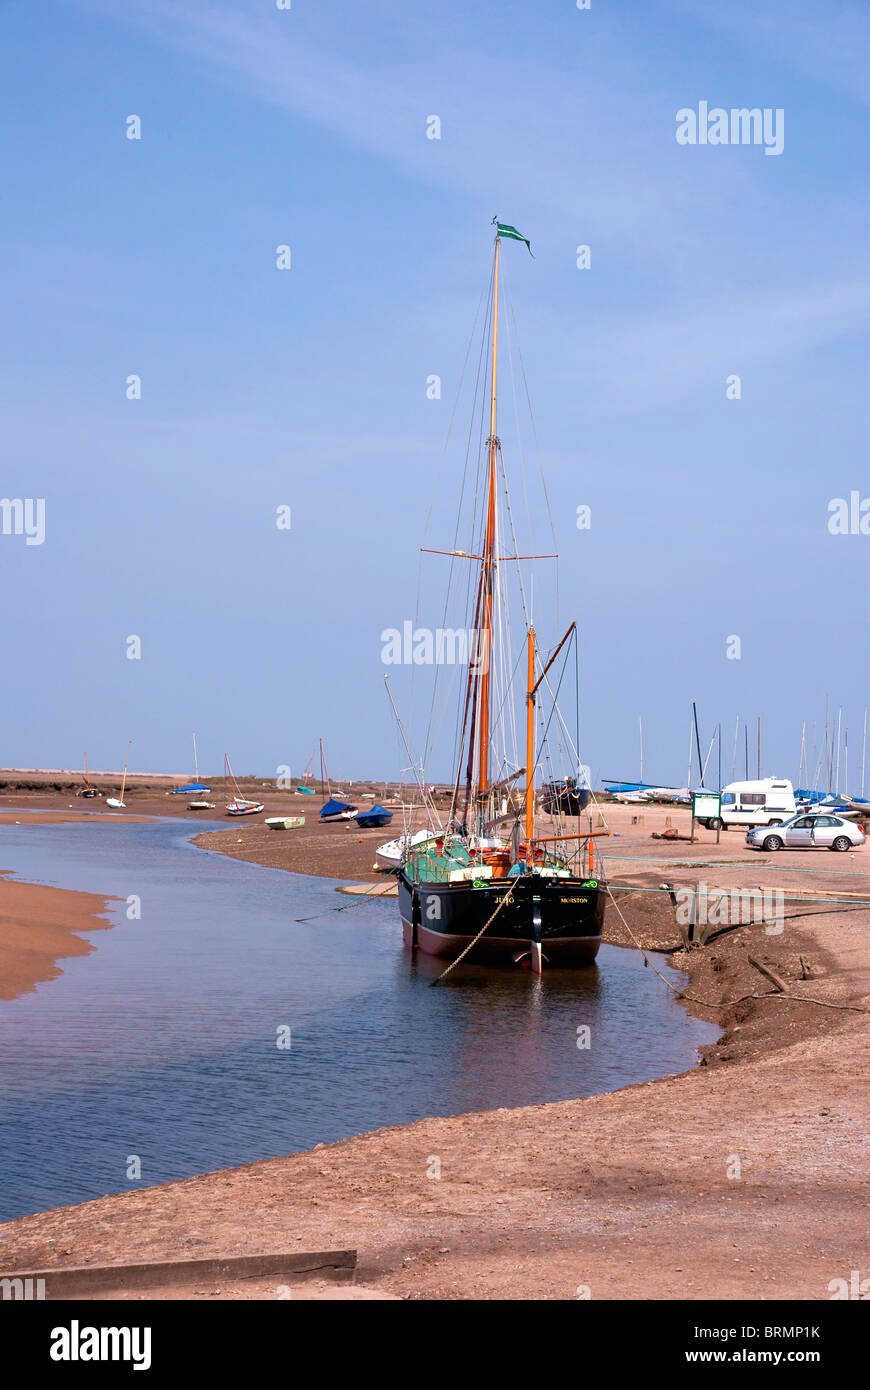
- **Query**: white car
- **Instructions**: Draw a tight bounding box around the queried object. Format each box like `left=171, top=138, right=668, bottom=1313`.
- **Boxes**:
left=746, top=813, right=866, bottom=853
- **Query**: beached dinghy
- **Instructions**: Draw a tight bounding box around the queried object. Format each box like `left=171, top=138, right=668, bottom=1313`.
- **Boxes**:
left=76, top=753, right=101, bottom=798
left=355, top=804, right=393, bottom=829
left=375, top=827, right=439, bottom=871
left=173, top=735, right=211, bottom=796
left=106, top=741, right=131, bottom=809
left=227, top=797, right=264, bottom=816
left=295, top=749, right=317, bottom=794
left=316, top=739, right=357, bottom=820
left=224, top=753, right=264, bottom=816
left=188, top=800, right=216, bottom=810
left=319, top=797, right=358, bottom=822
left=266, top=816, right=305, bottom=830
left=375, top=830, right=437, bottom=870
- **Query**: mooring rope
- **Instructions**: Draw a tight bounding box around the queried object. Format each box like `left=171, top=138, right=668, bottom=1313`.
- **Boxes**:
left=604, top=883, right=684, bottom=995
left=430, top=875, right=523, bottom=986
left=294, top=872, right=398, bottom=923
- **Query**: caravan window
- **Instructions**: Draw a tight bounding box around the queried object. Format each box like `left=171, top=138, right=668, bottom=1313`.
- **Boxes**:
left=722, top=793, right=735, bottom=805
left=741, top=793, right=765, bottom=805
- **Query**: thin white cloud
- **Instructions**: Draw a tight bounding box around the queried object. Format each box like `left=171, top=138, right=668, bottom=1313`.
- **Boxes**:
left=65, top=0, right=869, bottom=411
left=74, top=0, right=740, bottom=266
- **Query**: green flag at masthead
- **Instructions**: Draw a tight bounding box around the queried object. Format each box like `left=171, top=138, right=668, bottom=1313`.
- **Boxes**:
left=496, top=222, right=533, bottom=256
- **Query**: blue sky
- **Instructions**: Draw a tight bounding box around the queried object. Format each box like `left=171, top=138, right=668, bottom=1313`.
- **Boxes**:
left=0, top=0, right=867, bottom=789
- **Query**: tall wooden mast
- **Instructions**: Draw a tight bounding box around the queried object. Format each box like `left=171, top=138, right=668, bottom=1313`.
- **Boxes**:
left=476, top=231, right=500, bottom=814
left=525, top=625, right=536, bottom=853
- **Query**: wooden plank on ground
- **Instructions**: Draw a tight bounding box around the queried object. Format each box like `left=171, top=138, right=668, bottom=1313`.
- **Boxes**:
left=4, top=1249, right=356, bottom=1298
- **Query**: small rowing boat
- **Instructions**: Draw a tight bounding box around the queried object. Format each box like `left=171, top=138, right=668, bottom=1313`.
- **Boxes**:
left=375, top=827, right=438, bottom=871
left=266, top=816, right=305, bottom=830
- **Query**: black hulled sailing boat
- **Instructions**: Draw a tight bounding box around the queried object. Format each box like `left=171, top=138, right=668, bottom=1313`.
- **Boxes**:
left=396, top=223, right=607, bottom=973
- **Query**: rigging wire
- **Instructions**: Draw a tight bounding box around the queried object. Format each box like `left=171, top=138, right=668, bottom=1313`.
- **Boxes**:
left=503, top=270, right=561, bottom=625
left=415, top=261, right=491, bottom=775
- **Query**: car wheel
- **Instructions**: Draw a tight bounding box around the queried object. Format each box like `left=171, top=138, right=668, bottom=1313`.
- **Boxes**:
left=762, top=835, right=783, bottom=852
left=831, top=836, right=851, bottom=852
left=768, top=819, right=783, bottom=826
left=708, top=818, right=721, bottom=830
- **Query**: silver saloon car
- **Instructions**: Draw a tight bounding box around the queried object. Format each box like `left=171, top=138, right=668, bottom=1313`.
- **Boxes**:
left=746, top=813, right=866, bottom=852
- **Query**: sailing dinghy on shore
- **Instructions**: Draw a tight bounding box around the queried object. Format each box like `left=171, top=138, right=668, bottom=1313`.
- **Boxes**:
left=224, top=754, right=264, bottom=817
left=174, top=732, right=212, bottom=799
left=106, top=742, right=131, bottom=809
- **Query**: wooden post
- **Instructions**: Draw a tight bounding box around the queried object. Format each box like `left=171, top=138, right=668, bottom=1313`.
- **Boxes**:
left=748, top=955, right=786, bottom=993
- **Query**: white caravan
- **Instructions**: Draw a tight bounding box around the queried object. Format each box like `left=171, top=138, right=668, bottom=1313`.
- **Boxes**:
left=707, top=777, right=796, bottom=830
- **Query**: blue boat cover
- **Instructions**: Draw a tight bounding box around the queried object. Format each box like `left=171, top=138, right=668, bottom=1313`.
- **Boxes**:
left=172, top=783, right=211, bottom=794
left=320, top=798, right=356, bottom=819
left=355, top=804, right=393, bottom=827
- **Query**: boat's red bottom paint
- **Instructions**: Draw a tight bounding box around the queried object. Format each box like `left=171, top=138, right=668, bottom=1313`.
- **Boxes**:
left=402, top=919, right=601, bottom=968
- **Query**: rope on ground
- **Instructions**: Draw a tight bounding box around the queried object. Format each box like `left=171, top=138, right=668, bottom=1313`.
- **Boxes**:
left=604, top=884, right=870, bottom=1014
left=729, top=993, right=869, bottom=1013
left=430, top=877, right=522, bottom=986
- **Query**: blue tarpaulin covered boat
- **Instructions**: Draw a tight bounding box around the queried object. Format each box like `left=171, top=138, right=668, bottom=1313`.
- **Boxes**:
left=354, top=804, right=393, bottom=829
left=172, top=782, right=212, bottom=794
left=320, top=798, right=358, bottom=822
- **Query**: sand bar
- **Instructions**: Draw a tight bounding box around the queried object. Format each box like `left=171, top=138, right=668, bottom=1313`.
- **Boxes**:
left=0, top=871, right=118, bottom=1000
